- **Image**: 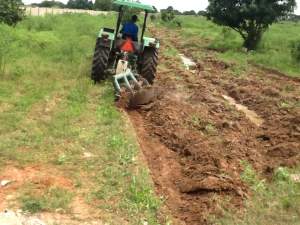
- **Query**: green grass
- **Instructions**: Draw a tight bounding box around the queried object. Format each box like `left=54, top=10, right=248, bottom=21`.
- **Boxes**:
left=213, top=162, right=300, bottom=225
left=0, top=14, right=162, bottom=224
left=21, top=186, right=73, bottom=213
left=163, top=16, right=300, bottom=77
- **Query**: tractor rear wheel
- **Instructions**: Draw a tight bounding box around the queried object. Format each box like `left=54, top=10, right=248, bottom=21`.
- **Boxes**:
left=91, top=38, right=110, bottom=83
left=140, top=47, right=158, bottom=84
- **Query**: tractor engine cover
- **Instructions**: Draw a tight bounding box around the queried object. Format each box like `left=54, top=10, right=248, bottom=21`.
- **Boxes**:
left=121, top=38, right=135, bottom=53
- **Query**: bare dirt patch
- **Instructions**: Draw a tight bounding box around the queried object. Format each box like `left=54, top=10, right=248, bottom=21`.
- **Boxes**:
left=0, top=165, right=73, bottom=210
left=0, top=165, right=108, bottom=224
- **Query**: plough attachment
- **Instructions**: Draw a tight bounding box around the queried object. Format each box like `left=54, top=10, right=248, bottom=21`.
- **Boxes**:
left=112, top=68, right=158, bottom=109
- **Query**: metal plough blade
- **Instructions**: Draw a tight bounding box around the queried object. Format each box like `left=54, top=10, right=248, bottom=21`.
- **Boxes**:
left=128, top=86, right=161, bottom=109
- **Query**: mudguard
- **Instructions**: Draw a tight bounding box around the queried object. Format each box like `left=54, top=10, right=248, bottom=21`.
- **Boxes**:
left=98, top=28, right=115, bottom=48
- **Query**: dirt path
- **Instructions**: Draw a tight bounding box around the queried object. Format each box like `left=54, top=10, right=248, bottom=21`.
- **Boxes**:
left=124, top=28, right=300, bottom=224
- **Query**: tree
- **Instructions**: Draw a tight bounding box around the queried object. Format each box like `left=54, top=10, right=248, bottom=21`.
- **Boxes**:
left=287, top=14, right=300, bottom=22
left=36, top=1, right=65, bottom=8
left=197, top=10, right=207, bottom=17
left=173, top=9, right=182, bottom=15
left=67, top=0, right=93, bottom=9
left=182, top=10, right=196, bottom=16
left=94, top=0, right=112, bottom=11
left=161, top=6, right=175, bottom=22
left=207, top=0, right=296, bottom=51
left=0, top=0, right=24, bottom=26
left=291, top=40, right=300, bottom=63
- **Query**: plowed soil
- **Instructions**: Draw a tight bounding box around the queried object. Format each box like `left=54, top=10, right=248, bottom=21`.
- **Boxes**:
left=124, top=28, right=300, bottom=224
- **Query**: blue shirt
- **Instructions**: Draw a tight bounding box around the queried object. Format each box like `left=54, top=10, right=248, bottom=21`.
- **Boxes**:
left=121, top=22, right=139, bottom=41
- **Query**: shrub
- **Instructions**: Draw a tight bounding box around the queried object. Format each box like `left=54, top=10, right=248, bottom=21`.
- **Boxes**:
left=21, top=187, right=73, bottom=213
left=291, top=40, right=300, bottom=63
left=161, top=6, right=175, bottom=22
left=150, top=14, right=157, bottom=21
left=0, top=0, right=25, bottom=26
left=208, top=27, right=240, bottom=52
left=0, top=24, right=16, bottom=75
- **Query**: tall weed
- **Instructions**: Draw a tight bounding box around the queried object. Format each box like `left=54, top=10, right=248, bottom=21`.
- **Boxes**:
left=291, top=40, right=300, bottom=63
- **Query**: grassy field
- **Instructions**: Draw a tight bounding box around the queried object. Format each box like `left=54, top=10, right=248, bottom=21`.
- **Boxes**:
left=213, top=164, right=300, bottom=225
left=1, top=12, right=299, bottom=225
left=0, top=14, right=162, bottom=224
left=162, top=16, right=300, bottom=77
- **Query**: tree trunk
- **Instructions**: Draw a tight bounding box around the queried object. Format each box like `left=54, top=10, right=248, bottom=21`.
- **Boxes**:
left=243, top=30, right=262, bottom=51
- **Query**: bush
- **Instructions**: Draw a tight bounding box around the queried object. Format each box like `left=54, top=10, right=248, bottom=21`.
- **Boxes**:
left=208, top=27, right=240, bottom=52
left=291, top=40, right=300, bottom=63
left=161, top=6, right=175, bottom=22
left=0, top=14, right=114, bottom=79
left=150, top=14, right=157, bottom=21
left=0, top=0, right=25, bottom=26
left=0, top=24, right=16, bottom=74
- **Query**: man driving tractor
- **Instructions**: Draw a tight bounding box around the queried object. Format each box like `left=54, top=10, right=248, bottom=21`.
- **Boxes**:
left=91, top=0, right=159, bottom=90
left=121, top=15, right=139, bottom=41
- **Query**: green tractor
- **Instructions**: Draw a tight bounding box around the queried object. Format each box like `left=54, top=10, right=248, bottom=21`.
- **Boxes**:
left=91, top=0, right=160, bottom=104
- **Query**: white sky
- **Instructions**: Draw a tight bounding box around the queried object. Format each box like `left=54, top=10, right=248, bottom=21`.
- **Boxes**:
left=22, top=0, right=300, bottom=14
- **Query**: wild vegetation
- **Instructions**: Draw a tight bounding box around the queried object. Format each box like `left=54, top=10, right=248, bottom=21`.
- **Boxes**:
left=214, top=165, right=300, bottom=225
left=162, top=15, right=300, bottom=77
left=29, top=0, right=117, bottom=11
left=207, top=0, right=296, bottom=50
left=0, top=0, right=24, bottom=26
left=0, top=14, right=162, bottom=224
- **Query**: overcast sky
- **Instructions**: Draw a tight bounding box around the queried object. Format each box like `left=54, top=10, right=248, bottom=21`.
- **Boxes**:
left=22, top=0, right=300, bottom=14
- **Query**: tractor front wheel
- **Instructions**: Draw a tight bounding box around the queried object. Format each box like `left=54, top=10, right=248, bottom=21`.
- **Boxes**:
left=140, top=47, right=158, bottom=84
left=91, top=38, right=110, bottom=83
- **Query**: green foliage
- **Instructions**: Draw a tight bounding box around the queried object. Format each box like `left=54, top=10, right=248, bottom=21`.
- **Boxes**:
left=182, top=10, right=197, bottom=16
left=215, top=164, right=300, bottom=225
left=0, top=0, right=24, bottom=26
left=207, top=0, right=296, bottom=50
left=288, top=14, right=300, bottom=22
left=198, top=10, right=207, bottom=17
left=32, top=0, right=65, bottom=8
left=167, top=16, right=300, bottom=77
left=161, top=6, right=175, bottom=22
left=240, top=161, right=266, bottom=192
left=150, top=14, right=157, bottom=21
left=208, top=27, right=240, bottom=52
left=125, top=171, right=161, bottom=221
left=291, top=40, right=300, bottom=63
left=66, top=0, right=93, bottom=9
left=94, top=0, right=113, bottom=11
left=0, top=24, right=16, bottom=75
left=0, top=14, right=162, bottom=223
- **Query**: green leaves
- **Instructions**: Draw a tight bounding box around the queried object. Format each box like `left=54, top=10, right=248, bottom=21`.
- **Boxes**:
left=0, top=0, right=25, bottom=26
left=207, top=0, right=296, bottom=50
left=94, top=0, right=113, bottom=11
left=291, top=39, right=300, bottom=63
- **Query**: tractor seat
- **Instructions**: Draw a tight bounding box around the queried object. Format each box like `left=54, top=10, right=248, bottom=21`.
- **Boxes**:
left=116, top=38, right=140, bottom=53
